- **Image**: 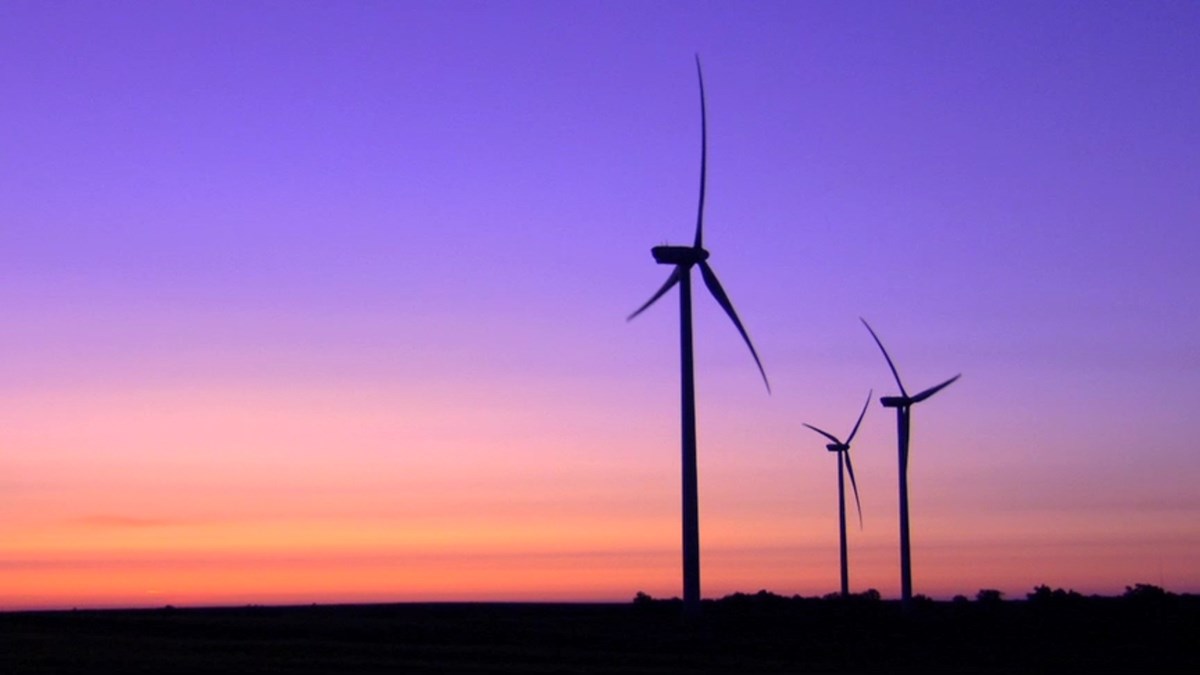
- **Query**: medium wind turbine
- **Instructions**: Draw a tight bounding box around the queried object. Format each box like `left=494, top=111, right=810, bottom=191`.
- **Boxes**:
left=860, top=318, right=959, bottom=605
left=803, top=390, right=871, bottom=597
left=628, top=57, right=770, bottom=615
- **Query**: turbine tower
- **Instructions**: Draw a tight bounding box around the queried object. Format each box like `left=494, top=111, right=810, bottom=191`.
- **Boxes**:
left=802, top=390, right=870, bottom=597
left=860, top=318, right=959, bottom=605
left=628, top=57, right=769, bottom=615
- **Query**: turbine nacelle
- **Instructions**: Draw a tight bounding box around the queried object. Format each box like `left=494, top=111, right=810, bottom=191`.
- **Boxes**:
left=826, top=443, right=849, bottom=453
left=861, top=318, right=959, bottom=409
left=652, top=245, right=709, bottom=266
left=880, top=376, right=960, bottom=408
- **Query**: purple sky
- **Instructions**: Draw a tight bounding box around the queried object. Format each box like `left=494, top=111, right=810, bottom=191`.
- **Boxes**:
left=2, top=1, right=1199, bottom=607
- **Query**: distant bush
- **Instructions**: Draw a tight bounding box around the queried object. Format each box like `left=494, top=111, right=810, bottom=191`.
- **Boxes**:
left=975, top=589, right=1004, bottom=604
left=719, top=589, right=791, bottom=611
left=1026, top=585, right=1082, bottom=604
left=823, top=588, right=880, bottom=606
left=856, top=588, right=881, bottom=602
left=911, top=594, right=935, bottom=608
left=1123, top=583, right=1172, bottom=601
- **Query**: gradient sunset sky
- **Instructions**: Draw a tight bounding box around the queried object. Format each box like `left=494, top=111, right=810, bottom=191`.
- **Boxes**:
left=3, top=1, right=1198, bottom=609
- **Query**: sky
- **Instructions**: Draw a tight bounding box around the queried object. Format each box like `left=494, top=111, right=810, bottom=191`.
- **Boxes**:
left=2, top=0, right=1198, bottom=610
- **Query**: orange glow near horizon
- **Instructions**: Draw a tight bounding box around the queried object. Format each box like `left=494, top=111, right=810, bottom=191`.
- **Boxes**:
left=6, top=531, right=1195, bottom=610
left=5, top=454, right=1198, bottom=611
left=3, top=382, right=1199, bottom=610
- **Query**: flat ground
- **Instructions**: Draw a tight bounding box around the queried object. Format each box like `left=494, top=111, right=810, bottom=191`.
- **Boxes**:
left=2, top=594, right=1196, bottom=674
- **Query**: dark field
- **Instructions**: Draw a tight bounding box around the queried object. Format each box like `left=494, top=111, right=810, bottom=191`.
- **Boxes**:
left=3, top=591, right=1197, bottom=674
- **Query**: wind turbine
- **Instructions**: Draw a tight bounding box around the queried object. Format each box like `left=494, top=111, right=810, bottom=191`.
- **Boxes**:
left=860, top=318, right=959, bottom=605
left=802, top=390, right=871, bottom=597
left=628, top=56, right=770, bottom=615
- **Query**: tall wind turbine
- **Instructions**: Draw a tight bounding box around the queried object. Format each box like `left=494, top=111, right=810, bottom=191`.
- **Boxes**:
left=860, top=318, right=959, bottom=605
left=628, top=57, right=770, bottom=614
left=802, top=390, right=871, bottom=597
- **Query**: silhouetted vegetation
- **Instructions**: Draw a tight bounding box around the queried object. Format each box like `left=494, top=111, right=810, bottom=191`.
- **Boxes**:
left=2, top=585, right=1197, bottom=673
left=1027, top=584, right=1083, bottom=603
left=1124, top=582, right=1172, bottom=602
left=975, top=588, right=1004, bottom=604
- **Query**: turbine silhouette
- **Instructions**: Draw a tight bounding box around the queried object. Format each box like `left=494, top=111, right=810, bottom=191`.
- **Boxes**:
left=802, top=389, right=870, bottom=597
left=860, top=318, right=959, bottom=605
left=628, top=56, right=769, bottom=615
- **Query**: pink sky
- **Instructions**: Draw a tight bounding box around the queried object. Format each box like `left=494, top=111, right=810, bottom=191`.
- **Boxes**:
left=2, top=1, right=1199, bottom=609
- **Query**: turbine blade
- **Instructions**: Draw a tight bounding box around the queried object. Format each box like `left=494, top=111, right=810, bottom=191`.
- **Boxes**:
left=845, top=389, right=873, bottom=445
left=693, top=54, right=707, bottom=251
left=627, top=267, right=682, bottom=321
left=844, top=450, right=864, bottom=529
left=699, top=261, right=770, bottom=392
left=860, top=318, right=907, bottom=398
left=912, top=374, right=961, bottom=403
left=802, top=423, right=841, bottom=446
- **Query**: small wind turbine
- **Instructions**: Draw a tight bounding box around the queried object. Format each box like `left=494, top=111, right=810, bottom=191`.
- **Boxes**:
left=628, top=56, right=770, bottom=615
left=803, top=390, right=871, bottom=597
left=860, top=318, right=959, bottom=605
